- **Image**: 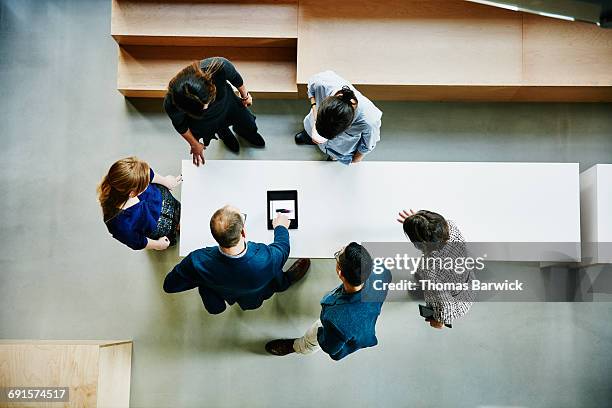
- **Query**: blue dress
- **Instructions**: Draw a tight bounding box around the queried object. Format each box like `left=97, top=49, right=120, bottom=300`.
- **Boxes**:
left=105, top=169, right=162, bottom=250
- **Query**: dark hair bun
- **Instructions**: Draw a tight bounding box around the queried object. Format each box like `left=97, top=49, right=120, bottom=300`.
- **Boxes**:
left=338, top=86, right=356, bottom=104
left=403, top=210, right=450, bottom=253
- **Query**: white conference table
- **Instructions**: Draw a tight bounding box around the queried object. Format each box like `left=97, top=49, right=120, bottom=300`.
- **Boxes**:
left=180, top=160, right=581, bottom=262
left=580, top=164, right=612, bottom=264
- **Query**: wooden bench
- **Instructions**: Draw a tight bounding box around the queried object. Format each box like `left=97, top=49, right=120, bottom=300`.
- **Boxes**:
left=117, top=45, right=297, bottom=98
left=0, top=340, right=132, bottom=408
left=111, top=0, right=298, bottom=47
left=112, top=0, right=298, bottom=98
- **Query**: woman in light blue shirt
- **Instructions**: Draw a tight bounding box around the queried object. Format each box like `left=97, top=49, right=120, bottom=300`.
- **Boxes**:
left=294, top=70, right=382, bottom=165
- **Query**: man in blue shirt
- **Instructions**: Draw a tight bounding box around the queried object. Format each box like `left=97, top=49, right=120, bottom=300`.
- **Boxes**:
left=265, top=242, right=390, bottom=360
left=163, top=205, right=310, bottom=314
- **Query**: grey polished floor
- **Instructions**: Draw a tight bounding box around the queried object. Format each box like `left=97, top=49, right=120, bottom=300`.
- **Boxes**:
left=1, top=1, right=612, bottom=407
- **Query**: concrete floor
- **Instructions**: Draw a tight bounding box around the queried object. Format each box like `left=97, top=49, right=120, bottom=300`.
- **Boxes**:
left=1, top=0, right=612, bottom=407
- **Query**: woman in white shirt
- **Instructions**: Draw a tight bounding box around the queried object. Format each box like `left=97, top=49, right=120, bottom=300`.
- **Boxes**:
left=295, top=71, right=382, bottom=165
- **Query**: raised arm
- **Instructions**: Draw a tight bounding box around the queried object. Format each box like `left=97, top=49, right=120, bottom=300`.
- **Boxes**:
left=269, top=214, right=291, bottom=269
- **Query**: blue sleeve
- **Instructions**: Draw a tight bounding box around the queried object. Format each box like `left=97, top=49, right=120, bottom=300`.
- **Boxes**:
left=269, top=226, right=290, bottom=268
left=307, top=72, right=324, bottom=98
left=317, top=320, right=348, bottom=360
left=357, top=122, right=380, bottom=155
left=110, top=223, right=148, bottom=251
left=163, top=255, right=199, bottom=293
left=163, top=93, right=189, bottom=135
left=149, top=168, right=155, bottom=181
left=198, top=286, right=227, bottom=314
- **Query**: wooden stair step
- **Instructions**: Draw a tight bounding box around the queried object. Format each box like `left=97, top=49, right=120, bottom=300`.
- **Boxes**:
left=111, top=0, right=298, bottom=47
left=117, top=45, right=298, bottom=98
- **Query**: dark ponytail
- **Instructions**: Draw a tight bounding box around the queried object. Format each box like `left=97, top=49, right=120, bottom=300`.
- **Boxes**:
left=315, top=85, right=358, bottom=140
left=403, top=210, right=450, bottom=253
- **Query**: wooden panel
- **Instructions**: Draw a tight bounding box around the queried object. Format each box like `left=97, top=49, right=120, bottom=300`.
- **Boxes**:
left=511, top=86, right=612, bottom=102
left=117, top=45, right=298, bottom=98
left=523, top=14, right=612, bottom=86
left=97, top=343, right=132, bottom=408
left=301, top=84, right=612, bottom=102
left=0, top=344, right=99, bottom=408
left=112, top=0, right=298, bottom=45
left=112, top=35, right=296, bottom=47
left=351, top=85, right=520, bottom=101
left=297, top=0, right=523, bottom=85
left=0, top=340, right=131, bottom=346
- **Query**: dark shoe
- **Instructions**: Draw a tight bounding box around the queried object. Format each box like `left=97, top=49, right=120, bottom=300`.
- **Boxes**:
left=286, top=258, right=311, bottom=284
left=234, top=128, right=265, bottom=147
left=265, top=339, right=296, bottom=356
left=217, top=127, right=240, bottom=153
left=294, top=130, right=315, bottom=145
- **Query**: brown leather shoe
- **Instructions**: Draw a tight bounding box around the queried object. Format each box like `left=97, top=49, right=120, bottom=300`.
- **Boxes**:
left=286, top=258, right=311, bottom=284
left=265, top=339, right=296, bottom=356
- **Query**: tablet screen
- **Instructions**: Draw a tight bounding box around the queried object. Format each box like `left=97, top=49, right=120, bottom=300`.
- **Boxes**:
left=269, top=200, right=296, bottom=220
left=267, top=190, right=298, bottom=229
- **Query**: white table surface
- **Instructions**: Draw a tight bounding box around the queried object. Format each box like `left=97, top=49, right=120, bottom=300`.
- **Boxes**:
left=580, top=164, right=612, bottom=264
left=180, top=160, right=581, bottom=261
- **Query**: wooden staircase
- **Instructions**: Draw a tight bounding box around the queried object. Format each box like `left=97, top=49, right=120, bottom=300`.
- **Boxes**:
left=111, top=0, right=612, bottom=101
left=112, top=0, right=298, bottom=98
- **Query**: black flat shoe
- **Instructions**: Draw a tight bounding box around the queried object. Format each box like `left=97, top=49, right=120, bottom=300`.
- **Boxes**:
left=217, top=127, right=240, bottom=153
left=265, top=339, right=297, bottom=356
left=234, top=128, right=266, bottom=147
left=294, top=130, right=315, bottom=145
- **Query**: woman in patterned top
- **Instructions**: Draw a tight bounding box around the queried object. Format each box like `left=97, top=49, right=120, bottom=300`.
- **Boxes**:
left=397, top=209, right=474, bottom=328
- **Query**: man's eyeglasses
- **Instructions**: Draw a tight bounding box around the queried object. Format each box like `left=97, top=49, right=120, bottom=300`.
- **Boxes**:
left=334, top=249, right=342, bottom=262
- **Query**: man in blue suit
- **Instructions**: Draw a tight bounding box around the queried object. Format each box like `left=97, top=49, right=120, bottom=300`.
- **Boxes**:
left=163, top=205, right=310, bottom=314
left=265, top=242, right=390, bottom=360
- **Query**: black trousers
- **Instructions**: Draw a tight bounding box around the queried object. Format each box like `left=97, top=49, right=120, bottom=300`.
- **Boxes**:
left=192, top=95, right=259, bottom=146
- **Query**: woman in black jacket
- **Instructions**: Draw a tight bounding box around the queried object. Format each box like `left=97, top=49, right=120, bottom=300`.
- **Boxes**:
left=164, top=57, right=264, bottom=165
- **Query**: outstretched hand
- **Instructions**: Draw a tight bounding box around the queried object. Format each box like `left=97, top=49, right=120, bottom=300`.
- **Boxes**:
left=397, top=209, right=416, bottom=224
left=191, top=142, right=206, bottom=167
left=272, top=213, right=291, bottom=229
left=165, top=175, right=183, bottom=191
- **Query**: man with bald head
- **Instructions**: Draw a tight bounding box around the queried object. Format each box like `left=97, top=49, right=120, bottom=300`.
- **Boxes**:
left=163, top=205, right=310, bottom=314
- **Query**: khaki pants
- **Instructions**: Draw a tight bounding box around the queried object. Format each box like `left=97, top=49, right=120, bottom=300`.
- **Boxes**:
left=292, top=320, right=322, bottom=355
